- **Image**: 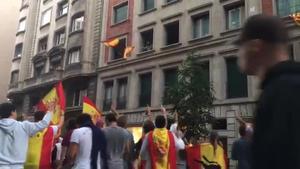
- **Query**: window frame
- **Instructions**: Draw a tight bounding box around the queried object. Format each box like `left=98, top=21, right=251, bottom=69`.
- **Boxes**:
left=140, top=29, right=154, bottom=52
left=117, top=78, right=128, bottom=109
left=226, top=6, right=242, bottom=30
left=142, top=0, right=155, bottom=12
left=110, top=37, right=127, bottom=60
left=192, top=13, right=210, bottom=39
left=139, top=72, right=152, bottom=107
left=103, top=81, right=114, bottom=111
left=164, top=20, right=180, bottom=46
left=225, top=57, right=248, bottom=99
left=54, top=28, right=66, bottom=46
left=14, top=43, right=23, bottom=58
left=113, top=1, right=129, bottom=25
left=276, top=0, right=300, bottom=17
left=18, top=18, right=26, bottom=32
left=67, top=48, right=81, bottom=65
left=10, top=70, right=19, bottom=84
left=41, top=8, right=52, bottom=27
left=38, top=36, right=48, bottom=53
left=71, top=13, right=85, bottom=33
left=57, top=1, right=69, bottom=18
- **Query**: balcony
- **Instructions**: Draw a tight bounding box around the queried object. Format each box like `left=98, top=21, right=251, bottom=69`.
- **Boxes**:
left=24, top=70, right=63, bottom=89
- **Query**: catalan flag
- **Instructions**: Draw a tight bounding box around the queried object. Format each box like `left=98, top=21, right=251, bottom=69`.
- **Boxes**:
left=123, top=46, right=135, bottom=59
left=36, top=81, right=65, bottom=125
left=83, top=96, right=102, bottom=124
left=102, top=38, right=119, bottom=47
left=290, top=12, right=300, bottom=25
left=186, top=143, right=227, bottom=169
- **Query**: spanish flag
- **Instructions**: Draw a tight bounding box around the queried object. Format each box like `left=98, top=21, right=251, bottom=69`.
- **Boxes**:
left=83, top=96, right=102, bottom=124
left=24, top=127, right=56, bottom=169
left=186, top=143, right=227, bottom=169
left=148, top=128, right=176, bottom=169
left=102, top=38, right=119, bottom=47
left=290, top=13, right=300, bottom=25
left=36, top=81, right=65, bottom=125
left=123, top=46, right=135, bottom=59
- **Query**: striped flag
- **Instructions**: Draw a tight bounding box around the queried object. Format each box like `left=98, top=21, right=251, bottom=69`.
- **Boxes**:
left=123, top=46, right=135, bottom=59
left=186, top=143, right=227, bottom=169
left=102, top=38, right=119, bottom=47
left=290, top=12, right=300, bottom=25
left=36, top=81, right=65, bottom=125
left=83, top=96, right=102, bottom=124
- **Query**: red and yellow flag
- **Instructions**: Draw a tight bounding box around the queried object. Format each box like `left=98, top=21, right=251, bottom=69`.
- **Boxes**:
left=148, top=128, right=176, bottom=169
left=36, top=82, right=65, bottom=125
left=123, top=46, right=135, bottom=59
left=290, top=12, right=300, bottom=26
left=24, top=127, right=55, bottom=169
left=102, top=38, right=119, bottom=47
left=83, top=96, right=102, bottom=124
left=186, top=143, right=227, bottom=169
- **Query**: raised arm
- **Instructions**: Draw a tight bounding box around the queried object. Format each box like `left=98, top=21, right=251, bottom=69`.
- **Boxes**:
left=22, top=102, right=55, bottom=136
left=110, top=102, right=119, bottom=118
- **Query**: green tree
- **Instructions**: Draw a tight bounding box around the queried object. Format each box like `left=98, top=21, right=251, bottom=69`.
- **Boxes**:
left=164, top=53, right=215, bottom=140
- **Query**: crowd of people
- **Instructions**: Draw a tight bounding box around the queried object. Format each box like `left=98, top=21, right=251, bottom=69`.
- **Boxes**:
left=1, top=14, right=300, bottom=169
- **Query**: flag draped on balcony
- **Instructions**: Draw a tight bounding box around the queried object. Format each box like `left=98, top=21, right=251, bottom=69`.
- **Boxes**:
left=123, top=46, right=135, bottom=59
left=102, top=38, right=120, bottom=47
left=82, top=96, right=102, bottom=124
left=36, top=81, right=65, bottom=125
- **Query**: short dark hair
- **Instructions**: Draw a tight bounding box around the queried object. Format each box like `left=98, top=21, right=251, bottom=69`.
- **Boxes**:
left=209, top=131, right=219, bottom=143
left=0, top=102, right=16, bottom=119
left=67, top=118, right=77, bottom=130
left=76, top=114, right=92, bottom=126
left=234, top=14, right=288, bottom=45
left=34, top=111, right=46, bottom=122
left=143, top=120, right=155, bottom=134
left=155, top=115, right=166, bottom=128
left=106, top=113, right=117, bottom=123
left=239, top=124, right=246, bottom=137
left=117, top=115, right=127, bottom=128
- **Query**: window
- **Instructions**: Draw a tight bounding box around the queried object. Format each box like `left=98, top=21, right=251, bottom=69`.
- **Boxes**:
left=73, top=89, right=86, bottom=107
left=212, top=119, right=227, bottom=130
left=41, top=8, right=52, bottom=26
left=164, top=69, right=177, bottom=104
left=18, top=18, right=26, bottom=32
left=164, top=21, right=179, bottom=45
left=38, top=37, right=48, bottom=53
left=34, top=63, right=45, bottom=77
left=117, top=78, right=128, bottom=109
left=50, top=60, right=61, bottom=71
left=201, top=62, right=210, bottom=83
left=143, top=0, right=154, bottom=12
left=166, top=0, right=177, bottom=3
left=277, top=0, right=300, bottom=17
left=71, top=15, right=84, bottom=32
left=193, top=14, right=210, bottom=39
left=55, top=30, right=65, bottom=46
left=140, top=29, right=153, bottom=52
left=14, top=44, right=23, bottom=58
left=226, top=58, right=248, bottom=98
left=57, top=1, right=68, bottom=17
left=139, top=73, right=152, bottom=107
left=10, top=71, right=19, bottom=84
left=103, top=81, right=113, bottom=111
left=68, top=49, right=80, bottom=64
left=21, top=0, right=27, bottom=7
left=112, top=38, right=126, bottom=60
left=226, top=6, right=242, bottom=30
left=114, top=2, right=128, bottom=24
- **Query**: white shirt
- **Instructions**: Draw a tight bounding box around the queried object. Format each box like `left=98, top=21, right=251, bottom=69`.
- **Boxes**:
left=70, top=127, right=101, bottom=169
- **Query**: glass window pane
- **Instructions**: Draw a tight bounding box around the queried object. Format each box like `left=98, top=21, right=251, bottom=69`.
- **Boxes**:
left=112, top=38, right=126, bottom=60
left=42, top=9, right=52, bottom=26
left=139, top=73, right=152, bottom=107
left=18, top=19, right=26, bottom=32
left=144, top=0, right=154, bottom=11
left=193, top=18, right=201, bottom=38
left=201, top=15, right=210, bottom=36
left=114, top=3, right=128, bottom=23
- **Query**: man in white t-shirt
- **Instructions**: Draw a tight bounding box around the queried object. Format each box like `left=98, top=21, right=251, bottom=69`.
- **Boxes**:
left=69, top=114, right=107, bottom=169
